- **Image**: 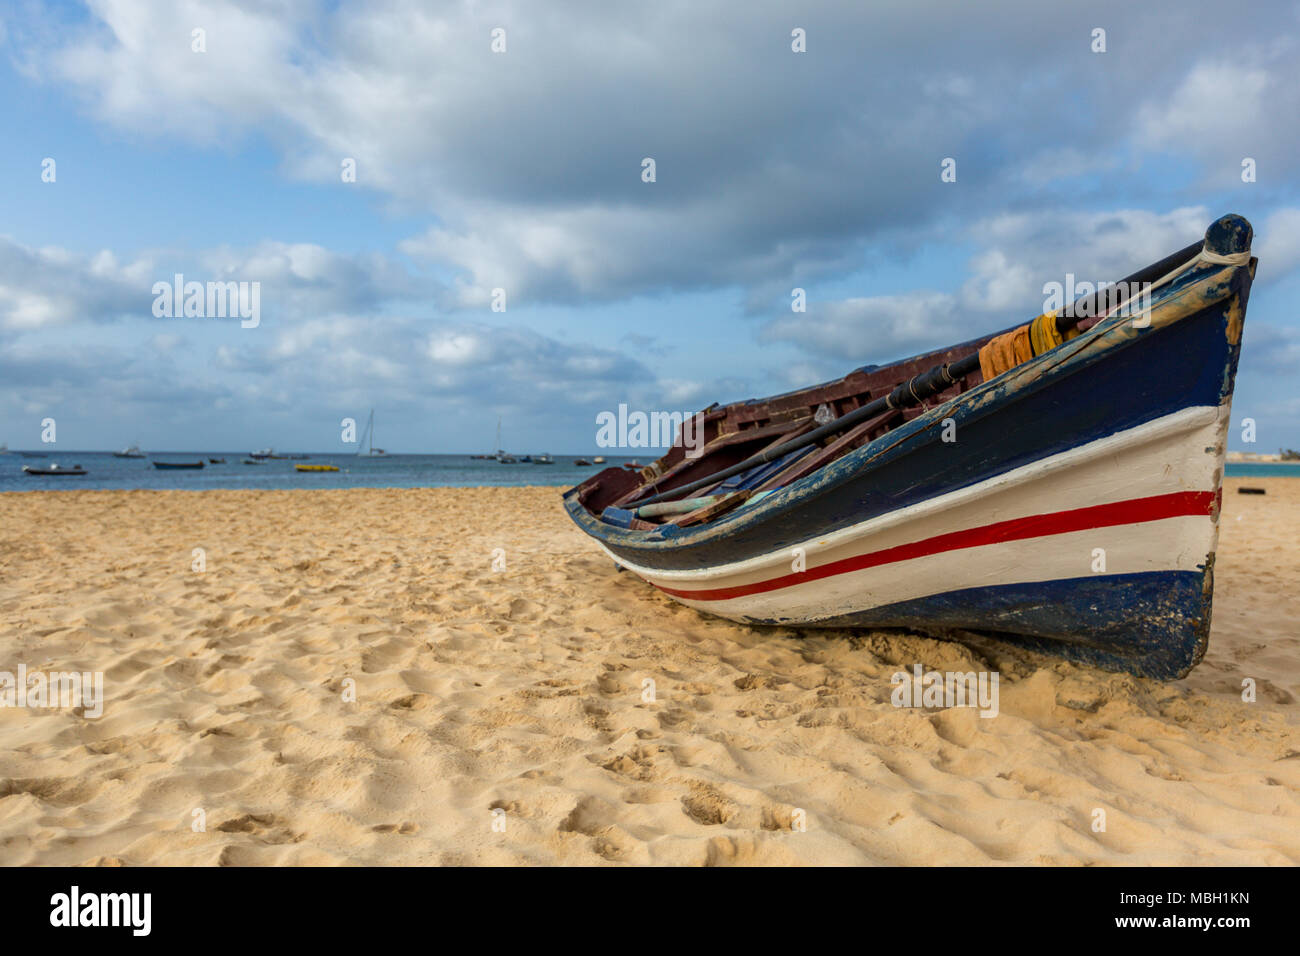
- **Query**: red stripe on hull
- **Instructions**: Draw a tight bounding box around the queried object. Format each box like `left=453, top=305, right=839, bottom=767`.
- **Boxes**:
left=653, top=490, right=1216, bottom=602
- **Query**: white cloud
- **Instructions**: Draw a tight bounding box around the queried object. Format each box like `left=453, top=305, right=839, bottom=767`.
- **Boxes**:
left=0, top=238, right=153, bottom=329
left=27, top=1, right=1294, bottom=307
left=1133, top=43, right=1300, bottom=180
left=763, top=205, right=1253, bottom=364
left=1256, top=208, right=1300, bottom=279
left=427, top=331, right=488, bottom=366
left=763, top=291, right=962, bottom=362
left=1136, top=63, right=1270, bottom=151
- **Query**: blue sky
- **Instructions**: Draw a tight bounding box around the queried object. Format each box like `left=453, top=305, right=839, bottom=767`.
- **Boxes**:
left=2, top=0, right=1299, bottom=454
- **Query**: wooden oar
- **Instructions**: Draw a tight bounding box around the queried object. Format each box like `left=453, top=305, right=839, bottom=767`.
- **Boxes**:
left=628, top=353, right=978, bottom=508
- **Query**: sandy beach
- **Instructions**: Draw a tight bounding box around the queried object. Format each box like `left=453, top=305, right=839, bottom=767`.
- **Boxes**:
left=0, top=478, right=1296, bottom=866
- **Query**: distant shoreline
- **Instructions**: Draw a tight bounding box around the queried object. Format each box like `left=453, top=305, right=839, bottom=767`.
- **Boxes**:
left=1226, top=451, right=1298, bottom=463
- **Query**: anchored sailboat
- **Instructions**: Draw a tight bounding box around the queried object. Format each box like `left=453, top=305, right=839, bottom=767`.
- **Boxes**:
left=357, top=409, right=387, bottom=456
left=493, top=417, right=517, bottom=463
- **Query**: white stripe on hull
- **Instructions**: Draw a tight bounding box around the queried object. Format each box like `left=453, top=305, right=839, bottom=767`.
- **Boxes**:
left=675, top=517, right=1208, bottom=622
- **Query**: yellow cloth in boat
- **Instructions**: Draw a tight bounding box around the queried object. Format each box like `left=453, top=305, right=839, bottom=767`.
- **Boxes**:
left=979, top=311, right=1079, bottom=380
left=978, top=324, right=1033, bottom=381
left=1028, top=309, right=1079, bottom=355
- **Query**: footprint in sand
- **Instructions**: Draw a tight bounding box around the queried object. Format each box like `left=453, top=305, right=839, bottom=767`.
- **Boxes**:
left=681, top=782, right=738, bottom=826
left=371, top=822, right=419, bottom=834
left=557, top=795, right=633, bottom=861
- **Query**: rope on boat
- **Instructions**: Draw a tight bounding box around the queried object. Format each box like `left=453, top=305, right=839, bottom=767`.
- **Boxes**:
left=1094, top=246, right=1253, bottom=325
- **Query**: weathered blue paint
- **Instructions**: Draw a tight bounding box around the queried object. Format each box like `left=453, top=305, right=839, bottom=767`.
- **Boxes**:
left=714, top=446, right=816, bottom=492
left=599, top=506, right=639, bottom=529
left=1205, top=213, right=1253, bottom=257
left=779, top=570, right=1209, bottom=680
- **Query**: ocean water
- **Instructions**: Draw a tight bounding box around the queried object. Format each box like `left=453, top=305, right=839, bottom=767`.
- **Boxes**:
left=1224, top=462, right=1300, bottom=477
left=0, top=452, right=649, bottom=492
left=7, top=452, right=1295, bottom=492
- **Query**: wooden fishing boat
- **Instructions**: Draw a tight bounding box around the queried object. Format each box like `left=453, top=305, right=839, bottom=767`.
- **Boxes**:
left=152, top=460, right=205, bottom=470
left=208, top=457, right=227, bottom=464
left=563, top=214, right=1256, bottom=679
left=295, top=463, right=340, bottom=472
left=23, top=463, right=86, bottom=476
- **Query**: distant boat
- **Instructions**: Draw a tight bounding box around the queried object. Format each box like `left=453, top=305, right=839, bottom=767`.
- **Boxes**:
left=113, top=444, right=146, bottom=458
left=575, top=458, right=592, bottom=466
left=357, top=410, right=387, bottom=456
left=623, top=460, right=642, bottom=470
left=208, top=457, right=226, bottom=464
left=23, top=462, right=85, bottom=476
left=250, top=447, right=301, bottom=460
left=153, top=460, right=205, bottom=470
left=241, top=458, right=268, bottom=465
left=491, top=417, right=522, bottom=462
left=533, top=454, right=555, bottom=464
left=519, top=454, right=533, bottom=463
left=593, top=456, right=606, bottom=464
left=0, top=443, right=10, bottom=455
left=295, top=463, right=339, bottom=472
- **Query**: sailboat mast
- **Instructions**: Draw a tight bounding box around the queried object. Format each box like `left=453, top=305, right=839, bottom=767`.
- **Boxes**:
left=356, top=409, right=373, bottom=457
